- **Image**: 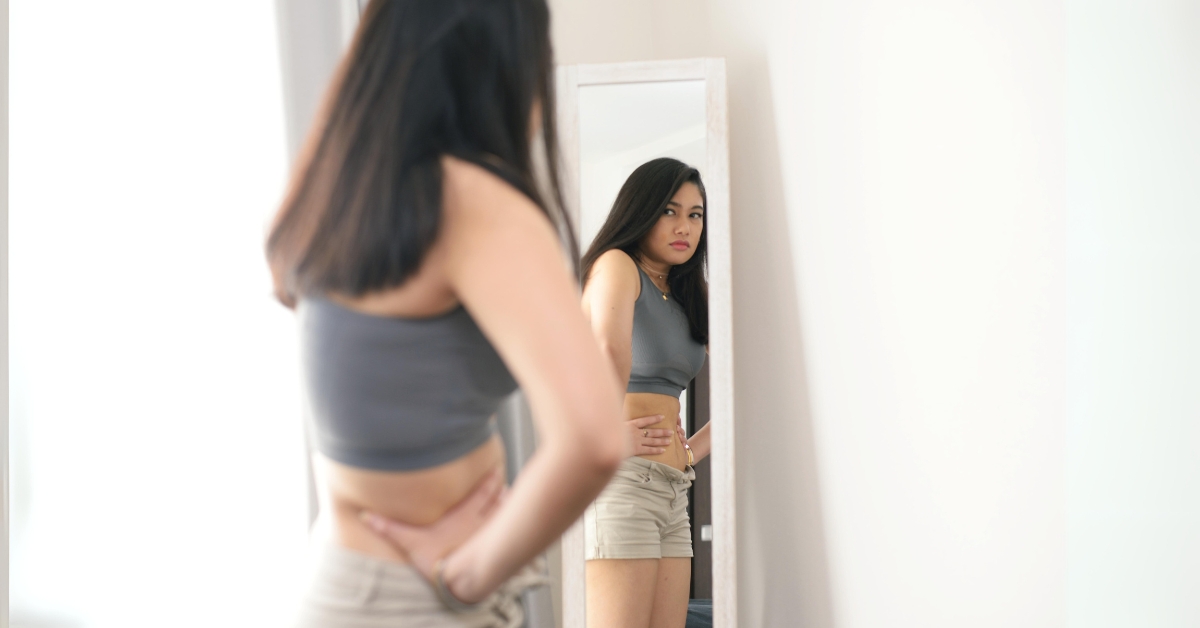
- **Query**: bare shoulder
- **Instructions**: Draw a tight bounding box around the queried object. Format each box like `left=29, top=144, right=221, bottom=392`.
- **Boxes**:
left=437, top=155, right=571, bottom=283
left=440, top=155, right=545, bottom=227
left=586, top=248, right=640, bottom=302
left=590, top=249, right=639, bottom=284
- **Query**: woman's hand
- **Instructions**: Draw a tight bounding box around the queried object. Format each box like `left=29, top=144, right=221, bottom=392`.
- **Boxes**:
left=675, top=415, right=693, bottom=452
left=673, top=415, right=697, bottom=465
left=627, top=414, right=672, bottom=455
left=359, top=467, right=505, bottom=596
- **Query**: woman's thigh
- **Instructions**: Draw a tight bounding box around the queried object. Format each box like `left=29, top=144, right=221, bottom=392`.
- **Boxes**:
left=586, top=558, right=659, bottom=628
left=648, top=557, right=691, bottom=628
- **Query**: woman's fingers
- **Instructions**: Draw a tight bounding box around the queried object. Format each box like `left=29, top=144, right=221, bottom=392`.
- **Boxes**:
left=629, top=414, right=665, bottom=429
left=626, top=417, right=675, bottom=454
left=631, top=427, right=671, bottom=439
left=360, top=511, right=421, bottom=549
left=634, top=436, right=672, bottom=453
left=358, top=466, right=506, bottom=569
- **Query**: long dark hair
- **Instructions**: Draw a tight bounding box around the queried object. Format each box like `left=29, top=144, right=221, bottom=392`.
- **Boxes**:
left=581, top=158, right=708, bottom=344
left=267, top=0, right=571, bottom=306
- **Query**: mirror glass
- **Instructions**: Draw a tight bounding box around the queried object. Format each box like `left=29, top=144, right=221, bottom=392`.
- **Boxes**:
left=578, top=80, right=707, bottom=246
left=576, top=77, right=715, bottom=614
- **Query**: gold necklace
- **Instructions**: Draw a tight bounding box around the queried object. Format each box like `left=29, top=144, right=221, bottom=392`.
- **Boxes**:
left=638, top=261, right=670, bottom=300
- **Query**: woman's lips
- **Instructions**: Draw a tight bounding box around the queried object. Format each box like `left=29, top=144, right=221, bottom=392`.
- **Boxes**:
left=670, top=241, right=690, bottom=250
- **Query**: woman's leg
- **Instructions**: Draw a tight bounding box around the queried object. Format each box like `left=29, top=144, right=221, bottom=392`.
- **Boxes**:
left=586, top=558, right=660, bottom=628
left=647, top=557, right=691, bottom=628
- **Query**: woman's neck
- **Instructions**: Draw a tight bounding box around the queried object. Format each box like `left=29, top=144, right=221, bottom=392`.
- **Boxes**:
left=637, top=257, right=672, bottom=293
left=638, top=257, right=671, bottom=279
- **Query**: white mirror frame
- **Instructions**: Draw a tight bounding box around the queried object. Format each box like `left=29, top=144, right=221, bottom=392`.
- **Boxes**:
left=555, top=58, right=736, bottom=628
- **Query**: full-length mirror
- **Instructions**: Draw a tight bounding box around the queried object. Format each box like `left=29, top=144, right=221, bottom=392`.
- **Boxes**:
left=557, top=59, right=734, bottom=628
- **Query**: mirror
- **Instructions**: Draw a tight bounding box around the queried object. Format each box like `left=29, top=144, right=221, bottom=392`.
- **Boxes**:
left=556, top=59, right=734, bottom=628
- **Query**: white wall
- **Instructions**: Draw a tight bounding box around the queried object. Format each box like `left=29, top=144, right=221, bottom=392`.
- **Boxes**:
left=1066, top=1, right=1200, bottom=626
left=770, top=3, right=1067, bottom=624
left=9, top=3, right=308, bottom=627
left=2, top=0, right=9, bottom=624
left=552, top=1, right=1067, bottom=626
left=746, top=1, right=1069, bottom=625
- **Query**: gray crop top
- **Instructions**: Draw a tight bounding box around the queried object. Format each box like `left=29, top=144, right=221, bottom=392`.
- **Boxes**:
left=297, top=297, right=518, bottom=471
left=628, top=267, right=707, bottom=396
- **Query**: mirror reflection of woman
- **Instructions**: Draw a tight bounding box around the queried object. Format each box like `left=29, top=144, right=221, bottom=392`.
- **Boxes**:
left=266, top=1, right=627, bottom=626
left=581, top=158, right=712, bottom=628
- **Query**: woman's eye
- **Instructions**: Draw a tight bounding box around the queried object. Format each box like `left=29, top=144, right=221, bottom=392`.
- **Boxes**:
left=690, top=213, right=704, bottom=219
left=664, top=209, right=676, bottom=216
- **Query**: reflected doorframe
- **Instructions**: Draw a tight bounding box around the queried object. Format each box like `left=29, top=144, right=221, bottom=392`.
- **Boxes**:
left=555, top=58, right=735, bottom=628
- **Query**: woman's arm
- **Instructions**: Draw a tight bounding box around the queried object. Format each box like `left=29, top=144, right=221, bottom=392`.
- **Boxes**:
left=684, top=346, right=713, bottom=463
left=686, top=423, right=712, bottom=464
left=581, top=249, right=640, bottom=388
left=435, top=158, right=627, bottom=602
left=580, top=251, right=679, bottom=454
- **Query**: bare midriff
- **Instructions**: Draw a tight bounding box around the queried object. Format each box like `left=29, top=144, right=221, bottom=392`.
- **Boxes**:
left=311, top=432, right=507, bottom=564
left=625, top=392, right=689, bottom=471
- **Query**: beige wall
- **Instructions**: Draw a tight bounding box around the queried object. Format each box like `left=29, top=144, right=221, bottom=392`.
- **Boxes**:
left=551, top=1, right=1066, bottom=626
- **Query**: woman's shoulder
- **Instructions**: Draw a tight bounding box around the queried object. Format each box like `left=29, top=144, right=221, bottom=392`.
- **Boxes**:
left=593, top=249, right=641, bottom=279
left=440, top=154, right=543, bottom=223
left=595, top=248, right=636, bottom=270
left=437, top=155, right=570, bottom=282
left=588, top=249, right=642, bottom=298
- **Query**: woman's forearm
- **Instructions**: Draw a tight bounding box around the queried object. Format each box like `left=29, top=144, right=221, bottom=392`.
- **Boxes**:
left=442, top=436, right=620, bottom=602
left=688, top=423, right=712, bottom=463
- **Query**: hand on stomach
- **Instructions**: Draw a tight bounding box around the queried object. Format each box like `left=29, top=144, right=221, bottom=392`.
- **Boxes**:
left=624, top=392, right=689, bottom=471
left=312, top=433, right=506, bottom=563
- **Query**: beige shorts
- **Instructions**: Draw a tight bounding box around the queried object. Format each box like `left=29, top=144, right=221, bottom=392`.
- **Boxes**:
left=585, top=456, right=696, bottom=560
left=293, top=543, right=546, bottom=628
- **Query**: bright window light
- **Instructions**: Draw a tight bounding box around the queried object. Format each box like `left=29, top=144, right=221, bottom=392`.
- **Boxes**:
left=10, top=3, right=310, bottom=627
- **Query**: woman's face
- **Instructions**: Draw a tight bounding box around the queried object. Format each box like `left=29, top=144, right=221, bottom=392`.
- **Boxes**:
left=639, top=182, right=704, bottom=268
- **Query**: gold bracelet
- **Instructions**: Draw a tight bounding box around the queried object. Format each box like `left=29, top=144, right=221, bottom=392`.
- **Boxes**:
left=685, top=443, right=695, bottom=466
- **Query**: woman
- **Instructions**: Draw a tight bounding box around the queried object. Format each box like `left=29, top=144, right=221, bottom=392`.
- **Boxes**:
left=580, top=158, right=713, bottom=628
left=266, top=1, right=626, bottom=625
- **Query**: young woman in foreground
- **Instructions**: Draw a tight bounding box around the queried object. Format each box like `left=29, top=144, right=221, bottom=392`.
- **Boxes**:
left=267, top=1, right=626, bottom=625
left=581, top=158, right=713, bottom=628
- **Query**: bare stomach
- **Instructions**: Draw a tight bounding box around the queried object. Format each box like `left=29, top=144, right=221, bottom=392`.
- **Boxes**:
left=311, top=433, right=506, bottom=563
left=624, top=392, right=689, bottom=471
